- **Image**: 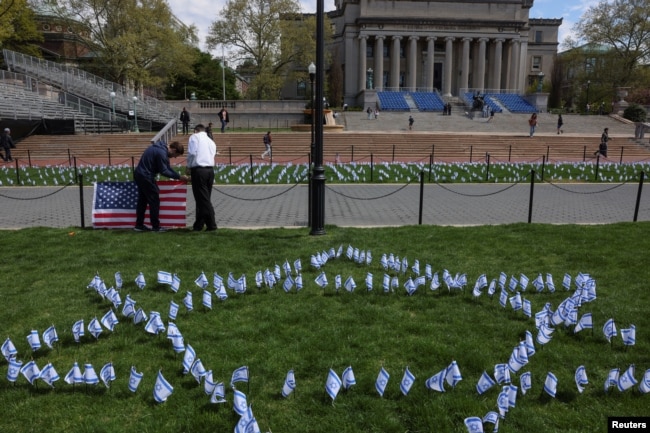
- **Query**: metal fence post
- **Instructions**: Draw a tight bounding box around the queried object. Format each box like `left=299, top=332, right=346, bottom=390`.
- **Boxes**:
left=634, top=171, right=645, bottom=222
left=485, top=153, right=490, bottom=181
left=419, top=171, right=424, bottom=225
left=528, top=169, right=535, bottom=224
left=79, top=173, right=85, bottom=228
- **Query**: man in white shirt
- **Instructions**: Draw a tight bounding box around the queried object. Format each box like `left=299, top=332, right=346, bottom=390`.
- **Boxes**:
left=186, top=124, right=217, bottom=231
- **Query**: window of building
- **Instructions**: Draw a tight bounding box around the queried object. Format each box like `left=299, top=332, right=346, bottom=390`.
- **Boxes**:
left=367, top=45, right=374, bottom=58
left=383, top=45, right=389, bottom=58
left=296, top=80, right=306, bottom=97
left=535, top=31, right=543, bottom=43
left=531, top=56, right=541, bottom=71
left=400, top=46, right=405, bottom=58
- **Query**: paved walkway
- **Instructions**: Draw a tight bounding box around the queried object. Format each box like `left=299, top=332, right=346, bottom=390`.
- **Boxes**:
left=1, top=181, right=648, bottom=229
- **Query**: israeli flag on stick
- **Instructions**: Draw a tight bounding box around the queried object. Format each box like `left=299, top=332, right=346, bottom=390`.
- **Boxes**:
left=342, top=366, right=356, bottom=389
left=122, top=295, right=136, bottom=318
left=621, top=325, right=636, bottom=346
left=7, top=358, right=22, bottom=383
left=325, top=369, right=342, bottom=401
left=464, top=417, right=484, bottom=433
left=88, top=318, right=103, bottom=339
left=544, top=372, right=558, bottom=397
left=520, top=371, right=532, bottom=395
left=100, top=362, right=116, bottom=388
left=400, top=367, right=415, bottom=396
left=202, top=290, right=212, bottom=309
left=41, top=365, right=60, bottom=388
left=315, top=272, right=328, bottom=288
left=182, top=344, right=196, bottom=374
left=574, top=313, right=593, bottom=333
left=231, top=365, right=249, bottom=386
left=445, top=360, right=462, bottom=388
left=183, top=291, right=193, bottom=312
left=20, top=360, right=41, bottom=385
left=169, top=300, right=179, bottom=321
left=605, top=368, right=620, bottom=392
left=1, top=338, right=18, bottom=361
left=115, top=271, right=123, bottom=289
left=232, top=389, right=248, bottom=416
left=64, top=362, right=83, bottom=385
left=617, top=365, right=638, bottom=392
left=603, top=318, right=617, bottom=343
left=133, top=308, right=147, bottom=325
left=344, top=276, right=356, bottom=292
left=157, top=271, right=172, bottom=285
left=171, top=274, right=181, bottom=293
left=195, top=272, right=209, bottom=289
left=425, top=369, right=446, bottom=392
left=135, top=272, right=146, bottom=289
left=153, top=370, right=173, bottom=403
left=101, top=309, right=119, bottom=331
left=366, top=273, right=373, bottom=291
left=42, top=326, right=59, bottom=349
left=282, top=369, right=296, bottom=397
left=546, top=273, right=555, bottom=292
left=375, top=367, right=390, bottom=397
left=638, top=369, right=650, bottom=394
left=27, top=330, right=41, bottom=351
left=294, top=258, right=302, bottom=273
left=575, top=365, right=588, bottom=393
left=129, top=366, right=143, bottom=392
left=83, top=363, right=99, bottom=385
left=476, top=371, right=496, bottom=395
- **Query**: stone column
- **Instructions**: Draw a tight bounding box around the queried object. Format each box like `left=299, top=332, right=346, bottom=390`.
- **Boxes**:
left=408, top=36, right=418, bottom=91
left=443, top=36, right=454, bottom=97
left=359, top=35, right=368, bottom=91
left=477, top=37, right=488, bottom=91
left=460, top=37, right=471, bottom=92
left=391, top=36, right=402, bottom=89
left=518, top=40, right=528, bottom=94
left=492, top=38, right=504, bottom=91
left=375, top=36, right=385, bottom=91
left=426, top=36, right=436, bottom=91
left=509, top=38, right=520, bottom=91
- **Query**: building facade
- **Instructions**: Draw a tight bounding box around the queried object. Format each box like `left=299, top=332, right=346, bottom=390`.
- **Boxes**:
left=327, top=0, right=561, bottom=106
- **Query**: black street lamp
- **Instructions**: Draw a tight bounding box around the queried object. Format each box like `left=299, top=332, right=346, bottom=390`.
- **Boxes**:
left=586, top=80, right=591, bottom=114
left=310, top=0, right=326, bottom=235
left=132, top=96, right=140, bottom=133
left=308, top=62, right=316, bottom=227
left=110, top=91, right=116, bottom=133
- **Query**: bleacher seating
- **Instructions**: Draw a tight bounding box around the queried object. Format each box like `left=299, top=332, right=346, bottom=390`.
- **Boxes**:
left=491, top=94, right=538, bottom=113
left=410, top=92, right=445, bottom=111
left=377, top=92, right=410, bottom=111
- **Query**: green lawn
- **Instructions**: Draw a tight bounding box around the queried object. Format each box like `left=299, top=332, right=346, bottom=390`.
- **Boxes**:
left=0, top=224, right=648, bottom=433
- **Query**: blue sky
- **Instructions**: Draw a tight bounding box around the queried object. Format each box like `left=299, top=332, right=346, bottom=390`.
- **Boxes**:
left=167, top=0, right=599, bottom=56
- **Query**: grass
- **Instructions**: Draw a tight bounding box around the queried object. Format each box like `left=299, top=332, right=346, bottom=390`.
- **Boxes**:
left=1, top=161, right=649, bottom=187
left=1, top=224, right=649, bottom=433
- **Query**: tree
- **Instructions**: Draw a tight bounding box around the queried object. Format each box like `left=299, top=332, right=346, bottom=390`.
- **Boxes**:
left=0, top=0, right=43, bottom=57
left=49, top=0, right=198, bottom=92
left=206, top=0, right=330, bottom=100
left=569, top=0, right=650, bottom=87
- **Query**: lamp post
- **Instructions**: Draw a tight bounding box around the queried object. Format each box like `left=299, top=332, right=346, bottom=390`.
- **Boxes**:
left=110, top=91, right=116, bottom=134
left=367, top=68, right=374, bottom=89
left=308, top=62, right=316, bottom=227
left=536, top=71, right=544, bottom=93
left=310, top=0, right=326, bottom=235
left=586, top=80, right=591, bottom=114
left=132, top=96, right=139, bottom=133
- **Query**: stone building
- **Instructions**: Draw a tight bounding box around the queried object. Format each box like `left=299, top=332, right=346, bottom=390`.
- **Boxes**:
left=326, top=0, right=562, bottom=107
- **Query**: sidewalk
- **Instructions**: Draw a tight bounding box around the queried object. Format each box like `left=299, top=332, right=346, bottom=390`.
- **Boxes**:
left=1, top=182, right=648, bottom=229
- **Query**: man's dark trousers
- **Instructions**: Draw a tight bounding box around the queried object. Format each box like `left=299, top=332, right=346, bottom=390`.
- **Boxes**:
left=134, top=173, right=161, bottom=229
left=191, top=167, right=217, bottom=230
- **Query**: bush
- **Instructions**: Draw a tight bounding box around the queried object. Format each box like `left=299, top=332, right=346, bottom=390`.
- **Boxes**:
left=623, top=104, right=647, bottom=122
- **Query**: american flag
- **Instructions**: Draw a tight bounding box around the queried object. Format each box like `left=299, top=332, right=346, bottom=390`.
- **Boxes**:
left=92, top=181, right=187, bottom=229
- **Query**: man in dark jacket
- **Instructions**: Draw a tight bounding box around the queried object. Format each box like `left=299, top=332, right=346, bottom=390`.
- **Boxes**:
left=0, top=128, right=15, bottom=162
left=180, top=107, right=191, bottom=135
left=133, top=141, right=188, bottom=232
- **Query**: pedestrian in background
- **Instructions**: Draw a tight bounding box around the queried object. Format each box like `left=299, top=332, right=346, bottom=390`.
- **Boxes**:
left=218, top=108, right=229, bottom=133
left=180, top=107, right=191, bottom=135
left=0, top=128, right=15, bottom=162
left=528, top=113, right=538, bottom=138
left=133, top=141, right=188, bottom=232
left=186, top=124, right=218, bottom=232
left=408, top=115, right=414, bottom=130
left=205, top=122, right=214, bottom=140
left=596, top=127, right=609, bottom=157
left=556, top=114, right=563, bottom=134
left=261, top=131, right=272, bottom=159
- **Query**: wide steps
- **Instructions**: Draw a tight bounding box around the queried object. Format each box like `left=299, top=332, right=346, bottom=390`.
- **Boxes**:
left=9, top=132, right=650, bottom=164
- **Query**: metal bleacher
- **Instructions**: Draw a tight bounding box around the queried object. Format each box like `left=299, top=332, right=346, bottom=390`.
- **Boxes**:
left=377, top=91, right=410, bottom=111
left=410, top=92, right=445, bottom=111
left=378, top=90, right=446, bottom=112
left=2, top=49, right=176, bottom=131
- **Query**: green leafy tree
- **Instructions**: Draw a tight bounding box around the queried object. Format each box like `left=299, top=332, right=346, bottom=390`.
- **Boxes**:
left=568, top=0, right=650, bottom=87
left=206, top=0, right=330, bottom=100
left=0, top=0, right=43, bottom=57
left=49, top=0, right=198, bottom=92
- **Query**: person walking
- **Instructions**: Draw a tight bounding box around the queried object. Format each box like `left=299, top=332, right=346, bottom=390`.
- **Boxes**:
left=133, top=141, right=188, bottom=232
left=528, top=113, right=538, bottom=138
left=408, top=115, right=414, bottom=130
left=596, top=127, right=609, bottom=157
left=486, top=109, right=495, bottom=123
left=0, top=128, right=15, bottom=162
left=180, top=107, right=191, bottom=135
left=218, top=108, right=230, bottom=133
left=556, top=114, right=564, bottom=134
left=187, top=124, right=218, bottom=232
left=261, top=131, right=272, bottom=159
left=205, top=122, right=214, bottom=141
